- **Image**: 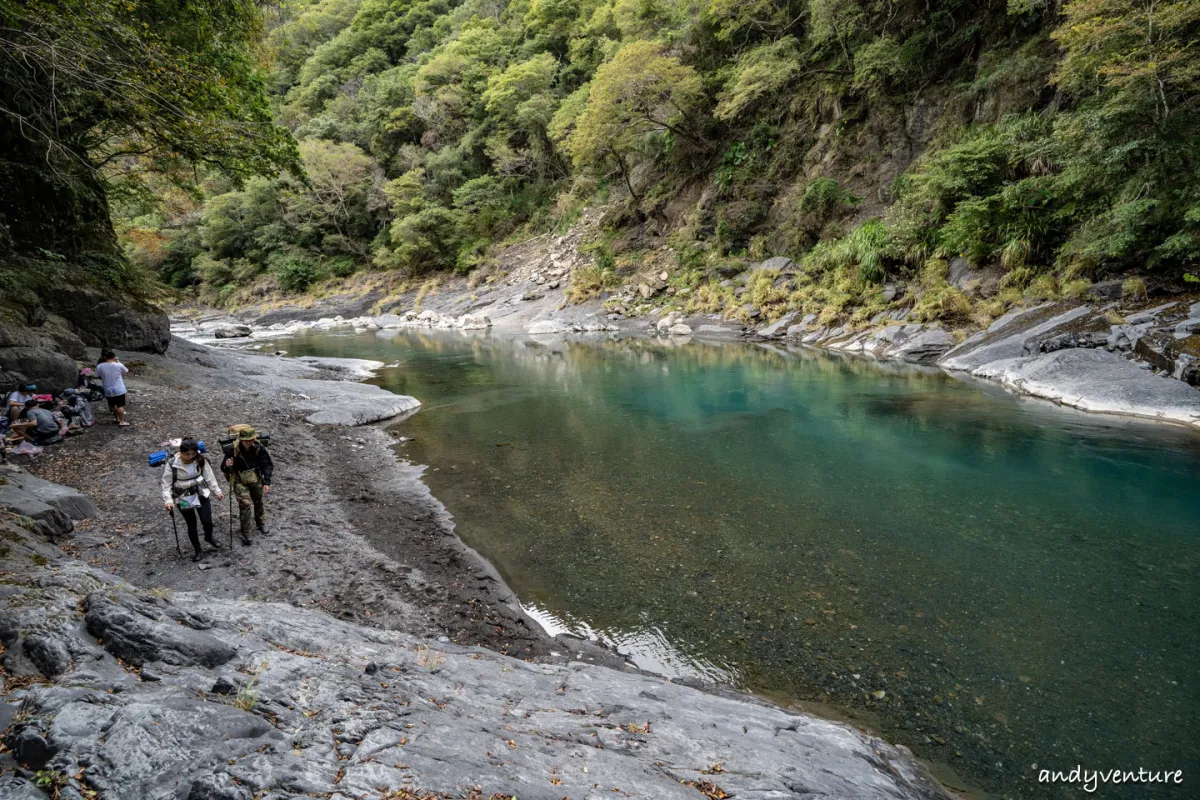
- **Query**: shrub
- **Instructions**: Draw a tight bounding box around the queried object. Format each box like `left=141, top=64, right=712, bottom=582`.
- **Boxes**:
left=268, top=252, right=320, bottom=292
left=385, top=206, right=463, bottom=275
left=326, top=257, right=357, bottom=278
left=1060, top=278, right=1092, bottom=299
left=999, top=266, right=1035, bottom=290
left=1025, top=274, right=1059, bottom=300
left=913, top=286, right=972, bottom=322
left=800, top=178, right=859, bottom=221
left=567, top=264, right=621, bottom=303
left=1122, top=276, right=1148, bottom=301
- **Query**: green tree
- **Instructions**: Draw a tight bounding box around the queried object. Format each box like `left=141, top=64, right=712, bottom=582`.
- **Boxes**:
left=568, top=41, right=705, bottom=202
left=0, top=0, right=296, bottom=179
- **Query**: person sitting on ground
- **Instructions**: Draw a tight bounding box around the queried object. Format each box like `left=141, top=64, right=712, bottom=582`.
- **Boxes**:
left=6, top=383, right=36, bottom=423
left=162, top=437, right=225, bottom=562
left=58, top=388, right=95, bottom=428
left=13, top=398, right=61, bottom=445
left=220, top=425, right=273, bottom=546
left=95, top=349, right=130, bottom=426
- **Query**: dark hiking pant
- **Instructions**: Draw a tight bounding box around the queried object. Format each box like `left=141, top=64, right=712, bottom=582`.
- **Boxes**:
left=180, top=494, right=214, bottom=554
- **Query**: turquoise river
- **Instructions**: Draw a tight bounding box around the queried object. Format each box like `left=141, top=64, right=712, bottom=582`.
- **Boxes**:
left=254, top=328, right=1199, bottom=799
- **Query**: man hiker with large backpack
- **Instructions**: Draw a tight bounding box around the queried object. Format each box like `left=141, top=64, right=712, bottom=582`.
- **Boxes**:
left=161, top=437, right=225, bottom=562
left=221, top=425, right=273, bottom=546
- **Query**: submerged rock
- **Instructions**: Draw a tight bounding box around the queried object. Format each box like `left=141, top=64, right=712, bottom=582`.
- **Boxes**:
left=526, top=319, right=568, bottom=334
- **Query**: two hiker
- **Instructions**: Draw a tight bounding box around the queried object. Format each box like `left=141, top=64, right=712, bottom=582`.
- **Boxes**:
left=160, top=426, right=273, bottom=559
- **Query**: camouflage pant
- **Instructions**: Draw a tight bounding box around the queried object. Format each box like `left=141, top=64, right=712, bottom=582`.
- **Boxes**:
left=233, top=470, right=265, bottom=535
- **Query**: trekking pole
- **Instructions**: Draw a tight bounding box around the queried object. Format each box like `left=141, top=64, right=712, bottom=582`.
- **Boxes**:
left=228, top=472, right=236, bottom=548
left=168, top=508, right=181, bottom=555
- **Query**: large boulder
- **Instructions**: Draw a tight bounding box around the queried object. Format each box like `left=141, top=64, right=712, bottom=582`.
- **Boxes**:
left=1134, top=331, right=1200, bottom=386
left=1, top=467, right=97, bottom=521
left=756, top=310, right=798, bottom=338
left=939, top=304, right=1092, bottom=372
left=291, top=378, right=421, bottom=426
left=526, top=319, right=568, bottom=334
left=213, top=324, right=252, bottom=339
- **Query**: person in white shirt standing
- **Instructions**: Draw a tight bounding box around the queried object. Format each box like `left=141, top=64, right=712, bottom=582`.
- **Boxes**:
left=95, top=349, right=130, bottom=426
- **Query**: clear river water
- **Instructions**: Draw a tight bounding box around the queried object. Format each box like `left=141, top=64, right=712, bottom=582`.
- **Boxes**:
left=255, top=328, right=1199, bottom=799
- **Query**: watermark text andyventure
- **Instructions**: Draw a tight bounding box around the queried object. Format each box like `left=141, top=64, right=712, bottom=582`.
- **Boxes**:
left=1036, top=766, right=1183, bottom=793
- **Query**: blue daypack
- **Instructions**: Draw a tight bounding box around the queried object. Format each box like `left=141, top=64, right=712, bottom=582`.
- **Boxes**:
left=148, top=440, right=205, bottom=467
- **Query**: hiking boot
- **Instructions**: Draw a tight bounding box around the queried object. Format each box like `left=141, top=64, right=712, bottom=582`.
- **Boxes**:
left=241, top=535, right=252, bottom=546
left=204, top=536, right=222, bottom=550
left=192, top=551, right=204, bottom=563
left=256, top=524, right=270, bottom=536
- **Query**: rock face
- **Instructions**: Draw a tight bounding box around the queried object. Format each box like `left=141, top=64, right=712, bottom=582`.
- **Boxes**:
left=2, top=283, right=169, bottom=393
left=940, top=305, right=1093, bottom=372
left=0, top=308, right=84, bottom=393
left=0, top=520, right=953, bottom=800
left=938, top=300, right=1200, bottom=426
left=45, top=286, right=170, bottom=354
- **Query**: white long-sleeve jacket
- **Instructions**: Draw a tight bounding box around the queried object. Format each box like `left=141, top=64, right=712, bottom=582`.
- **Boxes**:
left=161, top=453, right=222, bottom=505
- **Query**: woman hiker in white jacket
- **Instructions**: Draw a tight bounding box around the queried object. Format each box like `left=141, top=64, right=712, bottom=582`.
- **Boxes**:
left=161, top=438, right=225, bottom=562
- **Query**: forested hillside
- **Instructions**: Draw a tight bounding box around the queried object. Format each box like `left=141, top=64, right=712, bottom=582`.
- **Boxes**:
left=44, top=1, right=1200, bottom=326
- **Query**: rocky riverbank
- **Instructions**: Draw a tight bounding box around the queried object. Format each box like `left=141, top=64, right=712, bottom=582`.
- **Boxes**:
left=0, top=337, right=957, bottom=799
left=179, top=283, right=1200, bottom=431
left=0, top=513, right=953, bottom=800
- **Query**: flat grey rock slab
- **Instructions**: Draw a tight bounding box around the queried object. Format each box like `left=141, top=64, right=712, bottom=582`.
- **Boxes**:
left=1125, top=301, right=1182, bottom=325
left=692, top=324, right=745, bottom=340
left=939, top=305, right=1093, bottom=372
left=890, top=328, right=957, bottom=363
left=289, top=379, right=421, bottom=426
left=975, top=349, right=1200, bottom=428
